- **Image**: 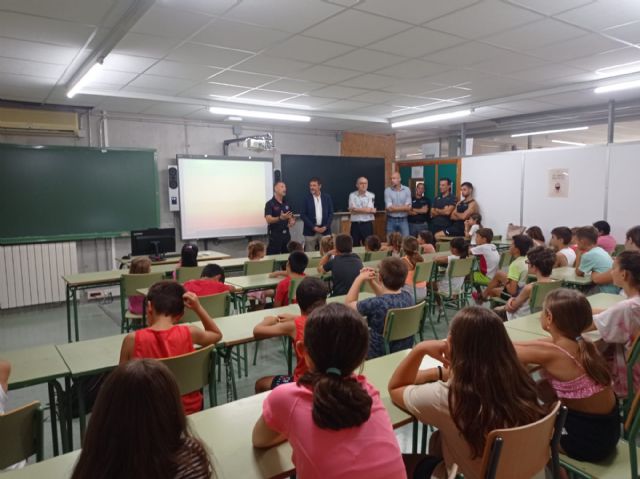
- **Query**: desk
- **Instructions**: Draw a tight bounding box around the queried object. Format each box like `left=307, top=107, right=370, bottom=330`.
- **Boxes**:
left=550, top=267, right=593, bottom=288
left=3, top=345, right=71, bottom=455
left=116, top=251, right=230, bottom=268
left=1, top=450, right=80, bottom=478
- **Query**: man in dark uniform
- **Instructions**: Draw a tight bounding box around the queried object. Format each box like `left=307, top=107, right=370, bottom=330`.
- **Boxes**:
left=264, top=181, right=295, bottom=254
left=408, top=182, right=430, bottom=237
left=430, top=177, right=457, bottom=234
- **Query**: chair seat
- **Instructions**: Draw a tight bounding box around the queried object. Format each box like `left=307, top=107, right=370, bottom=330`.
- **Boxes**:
left=560, top=441, right=637, bottom=478
left=124, top=311, right=143, bottom=320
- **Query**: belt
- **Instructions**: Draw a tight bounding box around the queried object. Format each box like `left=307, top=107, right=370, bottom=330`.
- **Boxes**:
left=351, top=221, right=373, bottom=223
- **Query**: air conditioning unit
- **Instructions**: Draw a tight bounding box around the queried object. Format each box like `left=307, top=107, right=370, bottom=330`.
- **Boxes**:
left=0, top=107, right=79, bottom=135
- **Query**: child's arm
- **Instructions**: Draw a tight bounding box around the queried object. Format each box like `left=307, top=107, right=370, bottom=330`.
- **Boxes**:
left=574, top=250, right=585, bottom=276
left=345, top=268, right=376, bottom=308
left=504, top=278, right=519, bottom=296
left=317, top=250, right=335, bottom=273
left=512, top=341, right=555, bottom=366
left=184, top=292, right=222, bottom=346
left=0, top=359, right=11, bottom=393
left=253, top=315, right=296, bottom=340
left=252, top=416, right=287, bottom=448
left=591, top=270, right=613, bottom=285
left=434, top=255, right=449, bottom=265
left=506, top=283, right=532, bottom=313
left=119, top=333, right=135, bottom=365
left=555, top=252, right=568, bottom=267
left=268, top=271, right=288, bottom=278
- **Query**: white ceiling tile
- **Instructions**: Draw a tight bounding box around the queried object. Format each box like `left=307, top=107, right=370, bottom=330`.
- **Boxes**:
left=125, top=74, right=197, bottom=94
left=141, top=102, right=205, bottom=116
left=424, top=68, right=491, bottom=86
left=556, top=0, right=640, bottom=31
left=262, top=78, right=326, bottom=94
left=528, top=34, right=626, bottom=62
left=566, top=46, right=640, bottom=72
left=234, top=55, right=312, bottom=76
left=305, top=10, right=409, bottom=47
left=426, top=0, right=543, bottom=39
left=340, top=73, right=395, bottom=89
left=497, top=99, right=558, bottom=113
left=266, top=36, right=354, bottom=63
left=0, top=0, right=116, bottom=24
left=207, top=70, right=279, bottom=88
left=351, top=104, right=395, bottom=116
left=466, top=75, right=541, bottom=98
left=234, top=89, right=299, bottom=102
left=281, top=95, right=336, bottom=107
left=348, top=91, right=401, bottom=103
left=483, top=18, right=587, bottom=52
left=505, top=0, right=594, bottom=16
left=311, top=85, right=368, bottom=99
left=376, top=59, right=451, bottom=79
left=0, top=38, right=78, bottom=65
left=91, top=70, right=139, bottom=88
left=0, top=72, right=52, bottom=101
left=145, top=60, right=223, bottom=81
left=318, top=99, right=372, bottom=112
left=382, top=78, right=443, bottom=95
left=325, top=49, right=404, bottom=72
left=603, top=21, right=640, bottom=45
left=506, top=63, right=591, bottom=83
left=113, top=33, right=180, bottom=59
left=368, top=27, right=465, bottom=58
left=0, top=13, right=95, bottom=49
left=423, top=42, right=510, bottom=67
left=131, top=5, right=214, bottom=38
left=470, top=52, right=548, bottom=75
left=534, top=90, right=600, bottom=107
left=101, top=54, right=158, bottom=73
left=224, top=0, right=343, bottom=32
left=192, top=20, right=291, bottom=52
left=167, top=43, right=253, bottom=67
left=292, top=64, right=361, bottom=83
left=96, top=97, right=155, bottom=114
left=157, top=0, right=237, bottom=16
left=181, top=82, right=249, bottom=100
left=355, top=0, right=481, bottom=24
left=420, top=85, right=472, bottom=98
left=0, top=57, right=64, bottom=79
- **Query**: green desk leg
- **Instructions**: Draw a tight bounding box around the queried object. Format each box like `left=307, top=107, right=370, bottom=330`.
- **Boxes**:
left=412, top=419, right=418, bottom=454
left=66, top=286, right=72, bottom=343
left=72, top=287, right=79, bottom=342
left=218, top=347, right=238, bottom=403
left=75, top=377, right=87, bottom=443
left=64, top=376, right=73, bottom=451
left=47, top=381, right=60, bottom=456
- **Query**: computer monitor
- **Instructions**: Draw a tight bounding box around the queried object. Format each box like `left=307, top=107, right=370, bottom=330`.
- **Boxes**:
left=131, top=228, right=176, bottom=258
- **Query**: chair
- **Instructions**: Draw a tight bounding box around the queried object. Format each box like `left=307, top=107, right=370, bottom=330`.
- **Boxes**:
left=0, top=401, right=43, bottom=469
left=624, top=335, right=640, bottom=418
left=180, top=292, right=230, bottom=323
left=528, top=281, right=562, bottom=313
left=413, top=262, right=437, bottom=339
left=365, top=250, right=389, bottom=262
left=498, top=251, right=512, bottom=271
left=382, top=301, right=426, bottom=355
left=436, top=257, right=474, bottom=324
left=159, top=345, right=218, bottom=408
left=288, top=276, right=305, bottom=304
left=119, top=272, right=165, bottom=332
left=176, top=266, right=204, bottom=283
left=243, top=259, right=275, bottom=275
left=613, top=244, right=626, bottom=257
left=436, top=241, right=450, bottom=252
left=493, top=235, right=503, bottom=241
left=479, top=401, right=566, bottom=479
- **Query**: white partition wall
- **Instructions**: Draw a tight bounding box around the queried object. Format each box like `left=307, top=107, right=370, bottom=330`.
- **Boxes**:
left=607, top=142, right=640, bottom=241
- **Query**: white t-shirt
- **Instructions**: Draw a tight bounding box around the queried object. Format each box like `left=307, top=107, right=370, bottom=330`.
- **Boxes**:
left=1, top=386, right=26, bottom=470
left=438, top=255, right=464, bottom=295
left=313, top=194, right=322, bottom=226
left=559, top=247, right=576, bottom=267
left=470, top=243, right=499, bottom=279
left=469, top=224, right=480, bottom=245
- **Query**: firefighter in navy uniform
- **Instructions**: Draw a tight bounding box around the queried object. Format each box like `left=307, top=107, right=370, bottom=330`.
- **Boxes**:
left=264, top=181, right=295, bottom=254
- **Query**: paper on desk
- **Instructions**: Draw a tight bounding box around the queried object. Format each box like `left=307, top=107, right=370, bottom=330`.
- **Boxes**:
left=419, top=355, right=443, bottom=370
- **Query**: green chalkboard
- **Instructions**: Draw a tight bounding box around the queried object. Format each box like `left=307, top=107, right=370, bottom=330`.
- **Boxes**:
left=0, top=143, right=159, bottom=244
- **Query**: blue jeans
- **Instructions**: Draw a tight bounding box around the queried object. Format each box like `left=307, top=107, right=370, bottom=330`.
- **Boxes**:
left=408, top=222, right=429, bottom=237
left=386, top=216, right=409, bottom=237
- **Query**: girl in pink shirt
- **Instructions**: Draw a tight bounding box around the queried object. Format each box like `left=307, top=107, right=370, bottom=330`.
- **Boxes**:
left=252, top=303, right=406, bottom=479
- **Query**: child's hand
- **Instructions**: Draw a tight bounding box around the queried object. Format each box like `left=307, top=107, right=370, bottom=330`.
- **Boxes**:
left=421, top=339, right=450, bottom=368
left=358, top=268, right=377, bottom=281
left=506, top=298, right=517, bottom=313
left=183, top=292, right=201, bottom=310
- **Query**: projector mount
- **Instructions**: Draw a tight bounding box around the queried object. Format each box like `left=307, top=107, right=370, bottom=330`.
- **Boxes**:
left=222, top=133, right=274, bottom=155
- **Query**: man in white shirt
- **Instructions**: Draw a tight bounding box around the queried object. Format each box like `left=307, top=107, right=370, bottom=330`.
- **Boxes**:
left=348, top=176, right=376, bottom=246
left=300, top=177, right=334, bottom=252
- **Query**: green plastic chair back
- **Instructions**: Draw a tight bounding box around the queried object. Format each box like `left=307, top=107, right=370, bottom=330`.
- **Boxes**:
left=414, top=261, right=435, bottom=284
left=288, top=276, right=305, bottom=304
left=355, top=252, right=366, bottom=261
left=176, top=266, right=204, bottom=283
left=529, top=281, right=562, bottom=313
left=436, top=242, right=449, bottom=252
left=614, top=244, right=626, bottom=257
left=383, top=301, right=426, bottom=355
left=243, top=259, right=275, bottom=275
left=498, top=251, right=512, bottom=270
left=306, top=256, right=321, bottom=268
left=626, top=336, right=640, bottom=415
left=449, top=257, right=474, bottom=278
left=0, top=401, right=43, bottom=469
left=181, top=292, right=230, bottom=323
left=493, top=235, right=503, bottom=241
left=159, top=344, right=217, bottom=408
left=120, top=272, right=165, bottom=330
left=365, top=250, right=390, bottom=262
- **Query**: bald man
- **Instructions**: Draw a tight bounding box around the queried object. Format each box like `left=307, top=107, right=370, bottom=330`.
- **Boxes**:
left=348, top=176, right=376, bottom=246
left=384, top=172, right=411, bottom=237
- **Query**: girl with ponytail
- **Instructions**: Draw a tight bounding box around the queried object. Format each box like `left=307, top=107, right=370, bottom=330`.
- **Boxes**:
left=252, top=303, right=406, bottom=479
left=401, top=236, right=426, bottom=301
left=514, top=288, right=619, bottom=462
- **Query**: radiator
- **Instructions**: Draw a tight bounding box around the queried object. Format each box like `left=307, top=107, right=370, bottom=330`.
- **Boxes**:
left=0, top=242, right=78, bottom=309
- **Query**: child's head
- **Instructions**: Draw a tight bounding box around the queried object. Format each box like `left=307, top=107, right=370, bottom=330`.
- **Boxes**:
left=286, top=251, right=309, bottom=274
left=180, top=243, right=198, bottom=267
left=525, top=226, right=545, bottom=243
left=296, top=277, right=329, bottom=316
left=319, top=235, right=334, bottom=255
left=378, top=257, right=408, bottom=291
left=475, top=228, right=493, bottom=244
left=247, top=241, right=265, bottom=260
left=287, top=241, right=304, bottom=253
left=201, top=264, right=225, bottom=283
left=364, top=235, right=381, bottom=252
left=526, top=246, right=556, bottom=278
left=387, top=232, right=402, bottom=251
left=575, top=226, right=599, bottom=249
left=335, top=234, right=353, bottom=254
left=511, top=234, right=533, bottom=257
left=72, top=359, right=211, bottom=479
left=593, top=220, right=611, bottom=237
left=147, top=281, right=185, bottom=322
left=298, top=303, right=371, bottom=430
left=449, top=237, right=469, bottom=259
left=550, top=226, right=572, bottom=250
left=402, top=236, right=423, bottom=267
left=612, top=251, right=640, bottom=290
left=129, top=256, right=151, bottom=274
left=570, top=227, right=579, bottom=245
left=542, top=289, right=611, bottom=387
left=626, top=226, right=640, bottom=252
left=468, top=213, right=482, bottom=226
left=417, top=230, right=435, bottom=246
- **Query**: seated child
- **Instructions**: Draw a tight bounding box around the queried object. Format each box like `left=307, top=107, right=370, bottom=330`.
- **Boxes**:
left=183, top=264, right=237, bottom=296
left=346, top=257, right=414, bottom=359
left=470, top=228, right=500, bottom=288
left=173, top=243, right=198, bottom=280
left=287, top=240, right=304, bottom=253
left=385, top=232, right=403, bottom=257
left=364, top=234, right=382, bottom=252
left=589, top=225, right=640, bottom=287
left=550, top=226, right=576, bottom=267
left=119, top=281, right=222, bottom=414
left=128, top=256, right=151, bottom=315
left=319, top=235, right=334, bottom=256
left=253, top=277, right=329, bottom=392
left=274, top=251, right=309, bottom=307
left=0, top=359, right=26, bottom=470
left=594, top=220, right=616, bottom=254
left=435, top=237, right=470, bottom=297
left=514, top=289, right=620, bottom=462
left=401, top=236, right=426, bottom=301
left=525, top=226, right=545, bottom=247
left=247, top=240, right=274, bottom=309
left=417, top=230, right=436, bottom=254
left=318, top=234, right=363, bottom=296
left=575, top=226, right=618, bottom=293
left=464, top=213, right=482, bottom=245
left=252, top=303, right=405, bottom=478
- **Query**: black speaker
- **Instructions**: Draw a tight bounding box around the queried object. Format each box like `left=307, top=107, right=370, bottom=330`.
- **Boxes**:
left=168, top=165, right=179, bottom=212
left=168, top=166, right=178, bottom=189
left=274, top=169, right=281, bottom=184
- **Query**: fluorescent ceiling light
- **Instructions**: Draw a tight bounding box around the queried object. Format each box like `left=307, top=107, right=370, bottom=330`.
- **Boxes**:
left=226, top=116, right=243, bottom=122
left=594, top=79, right=640, bottom=94
left=391, top=109, right=471, bottom=128
left=406, top=153, right=422, bottom=157
left=209, top=107, right=310, bottom=122
left=66, top=62, right=104, bottom=98
left=511, top=126, right=588, bottom=138
left=551, top=140, right=586, bottom=146
left=596, top=61, right=640, bottom=77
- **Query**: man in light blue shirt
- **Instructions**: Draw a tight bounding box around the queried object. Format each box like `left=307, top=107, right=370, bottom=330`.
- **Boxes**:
left=575, top=226, right=619, bottom=294
left=384, top=172, right=411, bottom=237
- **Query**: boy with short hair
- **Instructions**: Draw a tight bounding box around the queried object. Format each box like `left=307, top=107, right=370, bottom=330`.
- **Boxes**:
left=286, top=240, right=304, bottom=253
left=364, top=234, right=382, bottom=252
left=575, top=226, right=618, bottom=293
left=593, top=220, right=616, bottom=254
left=550, top=226, right=576, bottom=267
left=346, top=257, right=413, bottom=359
left=119, top=280, right=222, bottom=414
left=471, top=228, right=500, bottom=288
left=317, top=234, right=363, bottom=296
left=274, top=251, right=309, bottom=307
left=183, top=263, right=238, bottom=296
left=253, top=277, right=329, bottom=392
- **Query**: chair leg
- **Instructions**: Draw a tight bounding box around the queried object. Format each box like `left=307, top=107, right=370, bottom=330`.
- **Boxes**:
left=253, top=341, right=260, bottom=366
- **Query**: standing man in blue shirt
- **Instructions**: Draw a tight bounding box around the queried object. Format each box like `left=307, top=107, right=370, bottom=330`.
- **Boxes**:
left=264, top=181, right=295, bottom=255
left=431, top=177, right=457, bottom=234
left=384, top=172, right=411, bottom=237
left=300, top=177, right=334, bottom=252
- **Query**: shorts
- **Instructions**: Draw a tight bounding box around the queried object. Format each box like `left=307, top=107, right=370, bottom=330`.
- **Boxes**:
left=561, top=405, right=620, bottom=462
left=270, top=375, right=294, bottom=389
left=444, top=221, right=464, bottom=237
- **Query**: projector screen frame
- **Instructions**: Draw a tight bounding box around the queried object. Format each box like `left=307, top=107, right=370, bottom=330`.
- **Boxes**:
left=177, top=154, right=274, bottom=241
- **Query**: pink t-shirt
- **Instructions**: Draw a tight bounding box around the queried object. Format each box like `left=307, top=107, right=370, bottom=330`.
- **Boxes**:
left=262, top=376, right=406, bottom=479
left=597, top=235, right=617, bottom=254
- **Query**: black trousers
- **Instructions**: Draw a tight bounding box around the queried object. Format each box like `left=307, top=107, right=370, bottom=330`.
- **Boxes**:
left=350, top=221, right=373, bottom=246
left=267, top=230, right=291, bottom=255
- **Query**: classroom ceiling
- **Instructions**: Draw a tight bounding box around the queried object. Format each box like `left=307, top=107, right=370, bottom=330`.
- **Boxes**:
left=2, top=0, right=640, bottom=134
